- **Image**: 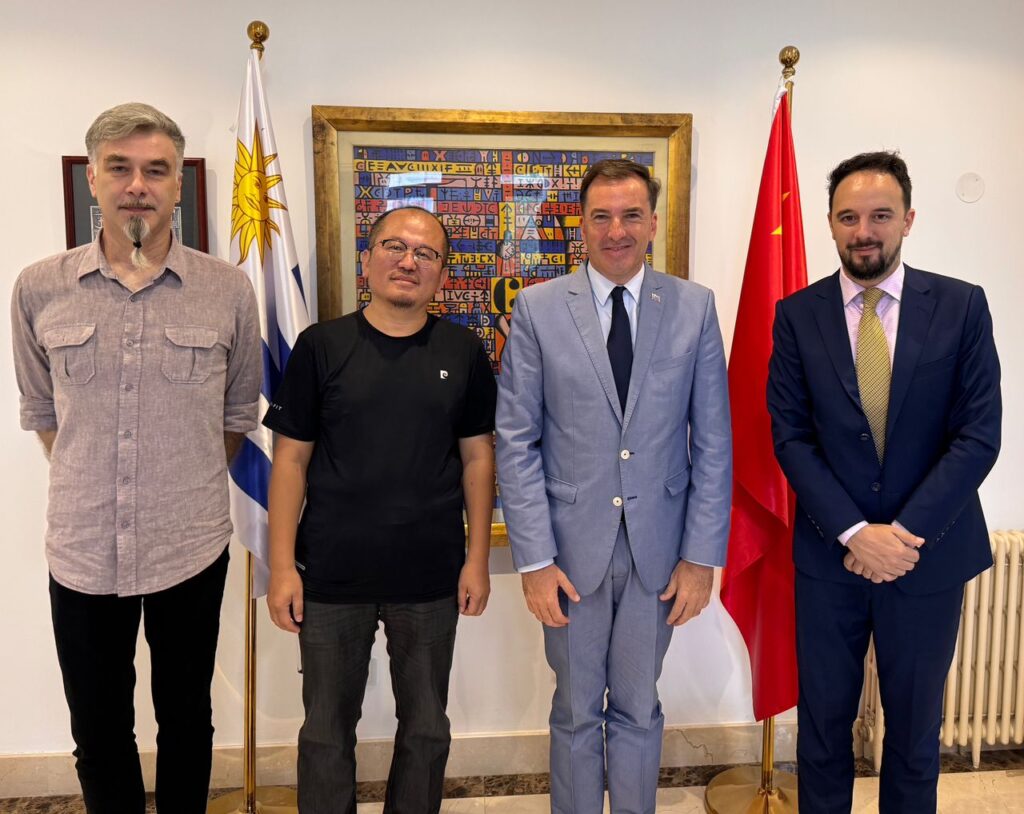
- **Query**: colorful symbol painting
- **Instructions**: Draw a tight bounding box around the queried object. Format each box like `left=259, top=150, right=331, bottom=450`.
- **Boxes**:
left=350, top=146, right=655, bottom=372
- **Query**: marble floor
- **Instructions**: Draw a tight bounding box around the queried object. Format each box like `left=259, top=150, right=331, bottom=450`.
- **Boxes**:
left=3, top=751, right=1023, bottom=812
left=355, top=771, right=1024, bottom=812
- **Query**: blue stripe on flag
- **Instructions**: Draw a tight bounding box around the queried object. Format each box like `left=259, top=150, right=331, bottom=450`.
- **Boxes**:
left=291, top=264, right=306, bottom=305
left=277, top=332, right=294, bottom=381
left=229, top=437, right=271, bottom=510
left=262, top=339, right=282, bottom=402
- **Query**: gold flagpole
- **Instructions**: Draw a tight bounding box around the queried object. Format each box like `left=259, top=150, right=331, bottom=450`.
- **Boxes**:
left=703, top=46, right=801, bottom=814
left=208, top=23, right=298, bottom=814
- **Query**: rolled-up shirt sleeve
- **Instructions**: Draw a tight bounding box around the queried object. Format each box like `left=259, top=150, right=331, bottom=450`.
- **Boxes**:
left=11, top=272, right=58, bottom=431
left=223, top=277, right=262, bottom=433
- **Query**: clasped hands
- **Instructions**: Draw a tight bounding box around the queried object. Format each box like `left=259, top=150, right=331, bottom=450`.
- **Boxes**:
left=844, top=523, right=925, bottom=583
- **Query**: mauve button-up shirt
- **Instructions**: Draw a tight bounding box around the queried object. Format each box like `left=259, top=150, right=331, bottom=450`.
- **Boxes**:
left=11, top=235, right=262, bottom=596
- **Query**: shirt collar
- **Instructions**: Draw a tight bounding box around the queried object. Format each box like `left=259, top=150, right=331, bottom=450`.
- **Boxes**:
left=76, top=230, right=186, bottom=283
left=586, top=262, right=645, bottom=306
left=839, top=261, right=905, bottom=307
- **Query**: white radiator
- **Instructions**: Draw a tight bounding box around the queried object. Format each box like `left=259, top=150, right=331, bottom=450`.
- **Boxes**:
left=857, top=530, right=1024, bottom=770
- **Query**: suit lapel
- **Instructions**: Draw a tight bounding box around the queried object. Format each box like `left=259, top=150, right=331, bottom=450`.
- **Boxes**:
left=886, top=266, right=934, bottom=440
left=623, top=265, right=664, bottom=430
left=812, top=272, right=860, bottom=408
left=566, top=268, right=622, bottom=420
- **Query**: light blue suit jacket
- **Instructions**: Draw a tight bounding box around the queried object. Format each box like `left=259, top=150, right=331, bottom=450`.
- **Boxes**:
left=496, top=265, right=732, bottom=597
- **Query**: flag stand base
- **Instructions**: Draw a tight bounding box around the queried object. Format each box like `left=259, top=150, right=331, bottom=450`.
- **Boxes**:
left=704, top=765, right=797, bottom=813
left=207, top=787, right=297, bottom=814
left=704, top=717, right=797, bottom=813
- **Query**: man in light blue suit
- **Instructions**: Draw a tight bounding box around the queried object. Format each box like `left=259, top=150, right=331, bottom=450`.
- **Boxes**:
left=496, top=159, right=732, bottom=813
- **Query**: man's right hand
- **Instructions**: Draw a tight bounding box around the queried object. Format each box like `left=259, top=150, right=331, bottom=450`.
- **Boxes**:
left=846, top=523, right=924, bottom=582
left=267, top=566, right=304, bottom=633
left=521, top=564, right=580, bottom=628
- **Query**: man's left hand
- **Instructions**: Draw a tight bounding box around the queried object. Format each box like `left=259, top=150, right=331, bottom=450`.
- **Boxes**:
left=660, top=560, right=713, bottom=626
left=457, top=559, right=491, bottom=616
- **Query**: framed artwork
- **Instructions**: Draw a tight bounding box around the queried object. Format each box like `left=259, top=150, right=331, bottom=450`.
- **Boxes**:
left=62, top=156, right=209, bottom=252
left=311, top=106, right=694, bottom=544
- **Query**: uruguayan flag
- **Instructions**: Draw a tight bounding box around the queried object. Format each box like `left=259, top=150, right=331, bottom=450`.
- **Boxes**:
left=228, top=49, right=310, bottom=597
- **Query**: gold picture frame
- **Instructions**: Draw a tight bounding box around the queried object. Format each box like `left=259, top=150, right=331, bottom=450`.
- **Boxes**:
left=311, top=106, right=694, bottom=546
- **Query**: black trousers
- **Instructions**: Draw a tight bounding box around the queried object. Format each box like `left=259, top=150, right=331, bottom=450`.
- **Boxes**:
left=795, top=571, right=963, bottom=814
left=297, top=596, right=459, bottom=814
left=49, top=547, right=229, bottom=814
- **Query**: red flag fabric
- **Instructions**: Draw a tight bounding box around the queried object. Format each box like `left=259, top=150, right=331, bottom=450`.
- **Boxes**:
left=720, top=91, right=807, bottom=721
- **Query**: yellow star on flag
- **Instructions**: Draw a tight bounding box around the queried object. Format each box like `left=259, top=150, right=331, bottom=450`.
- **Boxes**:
left=771, top=191, right=793, bottom=235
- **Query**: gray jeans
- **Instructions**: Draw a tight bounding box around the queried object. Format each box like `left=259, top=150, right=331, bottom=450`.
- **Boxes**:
left=297, top=596, right=459, bottom=814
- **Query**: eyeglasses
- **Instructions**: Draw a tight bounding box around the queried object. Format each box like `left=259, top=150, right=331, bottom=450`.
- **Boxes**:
left=372, top=238, right=444, bottom=265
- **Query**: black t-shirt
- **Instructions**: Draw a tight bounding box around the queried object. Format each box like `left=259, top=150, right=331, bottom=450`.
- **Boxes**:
left=263, top=311, right=496, bottom=603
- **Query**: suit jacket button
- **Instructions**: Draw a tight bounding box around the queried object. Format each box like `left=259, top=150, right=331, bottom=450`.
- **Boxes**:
left=620, top=449, right=631, bottom=460
left=871, top=482, right=881, bottom=492
left=612, top=496, right=623, bottom=507
left=860, top=433, right=870, bottom=441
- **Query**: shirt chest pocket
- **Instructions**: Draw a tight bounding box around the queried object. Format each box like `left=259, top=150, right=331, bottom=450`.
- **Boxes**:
left=162, top=326, right=220, bottom=384
left=43, top=324, right=96, bottom=385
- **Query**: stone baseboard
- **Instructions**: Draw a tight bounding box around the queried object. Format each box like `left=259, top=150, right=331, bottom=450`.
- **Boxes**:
left=0, top=722, right=795, bottom=798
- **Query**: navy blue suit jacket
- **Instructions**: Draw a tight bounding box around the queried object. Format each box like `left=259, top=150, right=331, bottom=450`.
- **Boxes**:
left=767, top=266, right=1001, bottom=595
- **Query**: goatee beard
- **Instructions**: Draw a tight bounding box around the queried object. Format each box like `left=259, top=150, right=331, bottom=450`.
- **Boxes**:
left=124, top=216, right=151, bottom=269
left=386, top=295, right=416, bottom=309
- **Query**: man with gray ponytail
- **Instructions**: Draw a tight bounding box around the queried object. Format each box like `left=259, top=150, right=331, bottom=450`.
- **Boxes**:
left=11, top=103, right=262, bottom=813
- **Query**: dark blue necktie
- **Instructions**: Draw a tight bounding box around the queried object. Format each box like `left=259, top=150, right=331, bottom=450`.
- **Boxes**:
left=607, top=285, right=632, bottom=412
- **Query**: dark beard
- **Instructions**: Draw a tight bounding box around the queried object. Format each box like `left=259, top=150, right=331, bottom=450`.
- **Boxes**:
left=378, top=290, right=417, bottom=309
left=842, top=241, right=898, bottom=281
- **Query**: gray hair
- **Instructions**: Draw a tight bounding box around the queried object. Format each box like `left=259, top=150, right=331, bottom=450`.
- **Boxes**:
left=85, top=103, right=185, bottom=172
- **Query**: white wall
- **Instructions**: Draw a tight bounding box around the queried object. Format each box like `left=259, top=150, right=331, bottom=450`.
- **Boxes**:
left=1, top=0, right=1021, bottom=758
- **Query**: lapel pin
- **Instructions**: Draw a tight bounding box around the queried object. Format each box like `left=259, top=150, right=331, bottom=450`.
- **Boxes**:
left=651, top=292, right=661, bottom=303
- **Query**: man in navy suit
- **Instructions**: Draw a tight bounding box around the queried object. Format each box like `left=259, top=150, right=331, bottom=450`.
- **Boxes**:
left=767, top=151, right=1001, bottom=812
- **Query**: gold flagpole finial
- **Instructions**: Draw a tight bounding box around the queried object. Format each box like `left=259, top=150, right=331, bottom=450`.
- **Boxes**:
left=782, top=46, right=798, bottom=113
left=779, top=46, right=800, bottom=102
left=779, top=46, right=800, bottom=79
left=247, top=20, right=269, bottom=58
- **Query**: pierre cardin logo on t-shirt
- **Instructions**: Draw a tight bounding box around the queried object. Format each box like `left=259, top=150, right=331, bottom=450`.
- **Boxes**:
left=439, top=370, right=449, bottom=380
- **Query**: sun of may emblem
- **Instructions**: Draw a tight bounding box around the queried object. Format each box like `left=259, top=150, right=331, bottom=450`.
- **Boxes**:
left=232, top=126, right=286, bottom=264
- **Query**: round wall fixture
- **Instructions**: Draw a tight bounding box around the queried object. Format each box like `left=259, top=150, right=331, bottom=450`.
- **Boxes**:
left=955, top=173, right=985, bottom=203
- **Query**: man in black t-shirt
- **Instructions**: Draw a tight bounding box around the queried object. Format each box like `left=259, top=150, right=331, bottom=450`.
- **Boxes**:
left=263, top=206, right=496, bottom=814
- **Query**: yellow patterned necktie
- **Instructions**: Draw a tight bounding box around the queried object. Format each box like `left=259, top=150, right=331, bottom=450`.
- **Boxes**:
left=856, top=286, right=891, bottom=463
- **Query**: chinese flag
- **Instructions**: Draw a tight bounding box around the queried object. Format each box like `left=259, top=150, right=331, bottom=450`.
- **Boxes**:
left=720, top=91, right=806, bottom=721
